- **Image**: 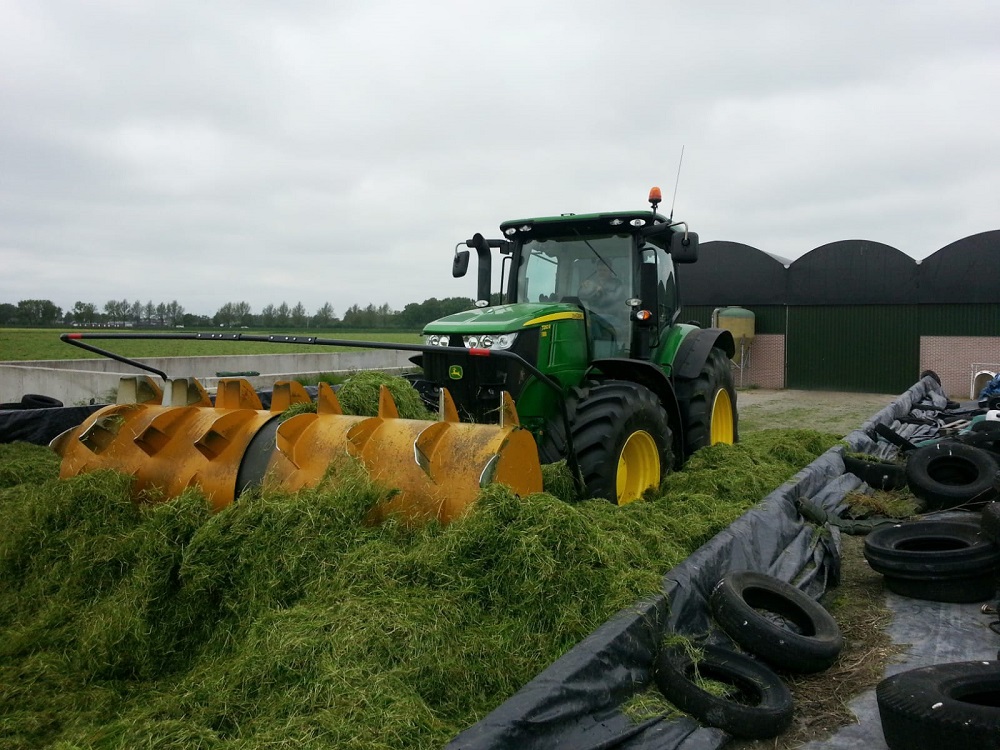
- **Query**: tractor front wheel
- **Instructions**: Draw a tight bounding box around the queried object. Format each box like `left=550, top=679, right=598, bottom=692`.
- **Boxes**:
left=675, top=347, right=738, bottom=458
left=557, top=380, right=673, bottom=504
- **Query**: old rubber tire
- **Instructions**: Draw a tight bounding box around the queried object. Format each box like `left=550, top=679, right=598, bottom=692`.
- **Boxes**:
left=543, top=381, right=672, bottom=504
left=18, top=394, right=63, bottom=409
left=842, top=454, right=907, bottom=491
left=710, top=571, right=844, bottom=673
left=956, top=422, right=1000, bottom=456
left=674, top=346, right=738, bottom=458
left=920, top=369, right=942, bottom=386
left=905, top=442, right=1000, bottom=509
left=877, top=660, right=1000, bottom=749
left=983, top=502, right=1000, bottom=544
left=654, top=643, right=793, bottom=739
left=874, top=571, right=998, bottom=603
left=863, top=519, right=1000, bottom=603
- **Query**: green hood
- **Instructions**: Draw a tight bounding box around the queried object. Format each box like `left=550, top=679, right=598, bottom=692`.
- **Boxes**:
left=422, top=302, right=582, bottom=335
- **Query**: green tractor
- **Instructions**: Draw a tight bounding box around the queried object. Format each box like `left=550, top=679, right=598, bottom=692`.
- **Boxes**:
left=52, top=188, right=737, bottom=520
left=412, top=187, right=738, bottom=504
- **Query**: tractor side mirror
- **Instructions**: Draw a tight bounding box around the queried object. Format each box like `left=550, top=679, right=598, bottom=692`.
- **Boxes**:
left=453, top=249, right=470, bottom=278
left=670, top=231, right=698, bottom=264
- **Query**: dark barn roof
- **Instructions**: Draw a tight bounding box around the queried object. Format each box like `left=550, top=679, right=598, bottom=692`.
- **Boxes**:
left=788, top=240, right=918, bottom=305
left=680, top=241, right=788, bottom=306
left=680, top=232, right=998, bottom=307
left=918, top=230, right=1000, bottom=304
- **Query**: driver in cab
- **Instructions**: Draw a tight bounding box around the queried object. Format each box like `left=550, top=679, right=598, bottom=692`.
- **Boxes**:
left=578, top=264, right=627, bottom=351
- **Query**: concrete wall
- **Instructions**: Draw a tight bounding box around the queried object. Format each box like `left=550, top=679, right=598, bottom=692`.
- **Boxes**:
left=27, top=334, right=993, bottom=403
left=0, top=351, right=415, bottom=405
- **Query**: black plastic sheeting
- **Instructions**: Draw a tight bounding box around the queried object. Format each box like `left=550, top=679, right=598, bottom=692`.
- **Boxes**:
left=449, top=375, right=947, bottom=750
left=0, top=404, right=104, bottom=446
left=0, top=386, right=324, bottom=448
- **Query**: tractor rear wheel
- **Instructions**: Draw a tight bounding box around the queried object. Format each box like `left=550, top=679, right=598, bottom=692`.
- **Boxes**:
left=675, top=347, right=738, bottom=458
left=556, top=380, right=672, bottom=504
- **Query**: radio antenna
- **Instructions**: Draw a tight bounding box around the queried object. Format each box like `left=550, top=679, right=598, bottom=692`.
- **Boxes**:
left=668, top=145, right=685, bottom=222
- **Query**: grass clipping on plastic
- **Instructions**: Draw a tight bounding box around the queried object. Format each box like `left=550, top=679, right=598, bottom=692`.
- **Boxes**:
left=0, top=390, right=838, bottom=749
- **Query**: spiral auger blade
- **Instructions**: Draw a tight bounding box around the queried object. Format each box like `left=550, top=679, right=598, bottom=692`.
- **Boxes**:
left=50, top=376, right=309, bottom=511
left=266, top=385, right=543, bottom=525
left=51, top=378, right=542, bottom=524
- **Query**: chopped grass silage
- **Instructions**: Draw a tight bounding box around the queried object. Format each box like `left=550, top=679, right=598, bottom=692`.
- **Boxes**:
left=844, top=488, right=920, bottom=519
left=0, top=425, right=838, bottom=749
left=335, top=371, right=433, bottom=419
left=0, top=441, right=60, bottom=488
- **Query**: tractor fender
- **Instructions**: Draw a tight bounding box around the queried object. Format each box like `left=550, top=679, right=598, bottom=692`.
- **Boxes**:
left=673, top=328, right=735, bottom=381
left=584, top=358, right=686, bottom=464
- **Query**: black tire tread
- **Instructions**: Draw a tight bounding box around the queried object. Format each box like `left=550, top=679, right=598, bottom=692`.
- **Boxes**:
left=983, top=502, right=1000, bottom=545
left=905, top=442, right=1000, bottom=509
left=674, top=347, right=738, bottom=458
left=863, top=520, right=1000, bottom=578
left=539, top=381, right=672, bottom=502
left=863, top=519, right=1000, bottom=603
left=572, top=382, right=672, bottom=502
left=877, top=661, right=1000, bottom=749
left=654, top=643, right=793, bottom=740
left=842, top=455, right=907, bottom=491
left=710, top=571, right=844, bottom=673
left=881, top=572, right=998, bottom=603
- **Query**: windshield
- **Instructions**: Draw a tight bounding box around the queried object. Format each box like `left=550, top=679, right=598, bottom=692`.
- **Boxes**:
left=515, top=234, right=633, bottom=304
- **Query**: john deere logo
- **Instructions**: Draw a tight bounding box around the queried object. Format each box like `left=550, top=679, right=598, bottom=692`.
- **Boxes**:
left=448, top=365, right=464, bottom=380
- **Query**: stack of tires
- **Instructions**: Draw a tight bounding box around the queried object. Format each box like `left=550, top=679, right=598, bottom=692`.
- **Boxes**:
left=868, top=504, right=1000, bottom=748
left=863, top=516, right=1000, bottom=603
left=654, top=571, right=843, bottom=740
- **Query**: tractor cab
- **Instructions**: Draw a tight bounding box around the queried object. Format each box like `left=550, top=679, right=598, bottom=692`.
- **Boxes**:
left=500, top=208, right=696, bottom=361
left=511, top=231, right=636, bottom=358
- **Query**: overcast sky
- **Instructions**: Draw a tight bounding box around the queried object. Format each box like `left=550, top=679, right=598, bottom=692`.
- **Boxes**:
left=2, top=1, right=998, bottom=318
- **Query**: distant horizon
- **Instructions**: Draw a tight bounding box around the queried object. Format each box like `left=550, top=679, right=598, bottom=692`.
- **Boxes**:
left=5, top=227, right=998, bottom=318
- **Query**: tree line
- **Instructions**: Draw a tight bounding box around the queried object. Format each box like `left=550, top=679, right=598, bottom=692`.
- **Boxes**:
left=0, top=296, right=481, bottom=331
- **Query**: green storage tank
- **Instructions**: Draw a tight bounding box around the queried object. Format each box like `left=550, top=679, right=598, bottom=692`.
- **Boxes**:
left=713, top=306, right=755, bottom=365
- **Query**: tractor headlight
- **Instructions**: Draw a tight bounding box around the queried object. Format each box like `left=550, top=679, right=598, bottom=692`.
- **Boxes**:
left=493, top=333, right=518, bottom=350
left=462, top=333, right=517, bottom=350
left=425, top=335, right=451, bottom=347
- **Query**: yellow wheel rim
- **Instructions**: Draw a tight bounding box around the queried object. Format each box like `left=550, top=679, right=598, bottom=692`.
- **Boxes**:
left=616, top=430, right=660, bottom=505
left=709, top=389, right=735, bottom=445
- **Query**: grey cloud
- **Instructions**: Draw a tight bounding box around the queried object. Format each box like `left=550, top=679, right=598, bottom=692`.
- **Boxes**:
left=1, top=1, right=997, bottom=315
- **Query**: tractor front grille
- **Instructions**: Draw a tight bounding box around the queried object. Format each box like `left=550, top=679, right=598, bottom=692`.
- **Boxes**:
left=422, top=329, right=540, bottom=422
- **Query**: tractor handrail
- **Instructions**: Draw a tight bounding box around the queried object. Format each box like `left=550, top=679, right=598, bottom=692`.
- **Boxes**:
left=59, top=331, right=584, bottom=496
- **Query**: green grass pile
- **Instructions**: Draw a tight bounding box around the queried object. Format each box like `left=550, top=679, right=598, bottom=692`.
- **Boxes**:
left=0, top=424, right=838, bottom=749
left=335, top=371, right=433, bottom=419
left=0, top=440, right=60, bottom=488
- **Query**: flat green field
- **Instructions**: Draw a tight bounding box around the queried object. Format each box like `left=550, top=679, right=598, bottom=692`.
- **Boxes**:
left=0, top=328, right=423, bottom=362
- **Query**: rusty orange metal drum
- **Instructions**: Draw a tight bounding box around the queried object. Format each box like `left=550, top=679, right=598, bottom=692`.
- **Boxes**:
left=52, top=377, right=542, bottom=523
left=265, top=385, right=542, bottom=525
left=50, top=376, right=286, bottom=512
